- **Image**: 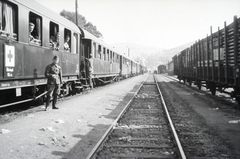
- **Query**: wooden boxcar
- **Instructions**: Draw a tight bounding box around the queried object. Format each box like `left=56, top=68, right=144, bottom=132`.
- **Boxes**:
left=173, top=16, right=240, bottom=104
left=167, top=60, right=174, bottom=75
left=157, top=65, right=166, bottom=74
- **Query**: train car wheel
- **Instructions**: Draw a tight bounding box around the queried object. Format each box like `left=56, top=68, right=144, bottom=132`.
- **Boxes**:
left=189, top=81, right=192, bottom=86
left=210, top=86, right=216, bottom=95
left=32, top=86, right=46, bottom=106
left=236, top=97, right=240, bottom=107
left=208, top=82, right=216, bottom=95
left=33, top=97, right=44, bottom=106
left=237, top=98, right=240, bottom=106
left=197, top=82, right=201, bottom=90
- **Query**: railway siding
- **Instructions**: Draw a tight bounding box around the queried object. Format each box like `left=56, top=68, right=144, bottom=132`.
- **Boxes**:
left=157, top=74, right=239, bottom=158
left=88, top=74, right=183, bottom=158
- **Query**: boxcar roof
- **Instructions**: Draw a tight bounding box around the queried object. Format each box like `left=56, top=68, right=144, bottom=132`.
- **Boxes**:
left=12, top=0, right=81, bottom=33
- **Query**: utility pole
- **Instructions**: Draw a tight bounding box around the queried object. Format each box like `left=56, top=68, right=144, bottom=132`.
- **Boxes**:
left=126, top=46, right=130, bottom=57
left=75, top=0, right=78, bottom=26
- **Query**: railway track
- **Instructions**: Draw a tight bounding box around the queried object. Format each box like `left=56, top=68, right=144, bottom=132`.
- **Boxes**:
left=163, top=74, right=233, bottom=96
left=86, top=74, right=186, bottom=159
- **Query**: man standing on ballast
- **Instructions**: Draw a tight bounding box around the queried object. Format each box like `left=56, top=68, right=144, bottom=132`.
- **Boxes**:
left=44, top=55, right=62, bottom=110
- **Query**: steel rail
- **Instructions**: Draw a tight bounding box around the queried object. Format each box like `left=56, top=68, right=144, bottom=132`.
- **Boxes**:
left=153, top=74, right=187, bottom=159
left=86, top=74, right=150, bottom=159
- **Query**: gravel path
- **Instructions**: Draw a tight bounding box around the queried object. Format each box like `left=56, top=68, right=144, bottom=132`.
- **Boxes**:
left=0, top=74, right=147, bottom=159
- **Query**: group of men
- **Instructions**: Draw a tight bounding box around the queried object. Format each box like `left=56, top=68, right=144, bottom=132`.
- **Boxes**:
left=29, top=22, right=70, bottom=51
left=28, top=21, right=91, bottom=110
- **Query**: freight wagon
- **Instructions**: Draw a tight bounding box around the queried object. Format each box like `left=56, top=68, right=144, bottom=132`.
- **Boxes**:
left=173, top=16, right=240, bottom=104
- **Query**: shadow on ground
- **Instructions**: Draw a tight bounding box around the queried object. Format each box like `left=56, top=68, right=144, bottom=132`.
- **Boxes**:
left=51, top=84, right=141, bottom=159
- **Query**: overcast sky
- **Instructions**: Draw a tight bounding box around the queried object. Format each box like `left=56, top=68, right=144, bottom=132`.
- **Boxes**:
left=36, top=0, right=240, bottom=49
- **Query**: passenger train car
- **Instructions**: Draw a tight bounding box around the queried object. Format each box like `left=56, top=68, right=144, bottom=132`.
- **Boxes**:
left=0, top=0, right=144, bottom=108
left=80, top=29, right=121, bottom=85
left=173, top=16, right=240, bottom=104
left=80, top=29, right=144, bottom=85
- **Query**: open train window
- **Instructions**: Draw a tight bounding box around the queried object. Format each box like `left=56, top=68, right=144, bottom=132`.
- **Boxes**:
left=112, top=53, right=115, bottom=62
left=64, top=28, right=71, bottom=52
left=0, top=1, right=18, bottom=40
left=103, top=47, right=106, bottom=61
left=93, top=42, right=97, bottom=58
left=49, top=22, right=59, bottom=51
left=98, top=45, right=102, bottom=59
left=29, top=12, right=42, bottom=45
left=72, top=33, right=78, bottom=54
left=115, top=54, right=118, bottom=62
left=107, top=49, right=109, bottom=61
left=110, top=51, right=112, bottom=62
left=117, top=55, right=119, bottom=63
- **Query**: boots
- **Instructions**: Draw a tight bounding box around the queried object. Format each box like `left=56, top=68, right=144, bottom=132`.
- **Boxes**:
left=52, top=96, right=59, bottom=109
left=45, top=96, right=50, bottom=111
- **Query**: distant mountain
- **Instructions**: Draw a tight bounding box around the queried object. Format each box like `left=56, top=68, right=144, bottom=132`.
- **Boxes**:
left=111, top=42, right=164, bottom=57
left=163, top=41, right=195, bottom=61
left=110, top=41, right=194, bottom=71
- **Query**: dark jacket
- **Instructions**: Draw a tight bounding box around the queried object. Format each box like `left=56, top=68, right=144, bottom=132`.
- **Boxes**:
left=45, top=63, right=62, bottom=85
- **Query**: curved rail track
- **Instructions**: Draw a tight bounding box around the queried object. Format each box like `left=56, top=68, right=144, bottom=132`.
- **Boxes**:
left=86, top=74, right=186, bottom=159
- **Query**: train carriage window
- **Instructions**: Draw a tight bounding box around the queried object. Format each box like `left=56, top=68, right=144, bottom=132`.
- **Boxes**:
left=72, top=33, right=78, bottom=54
left=98, top=45, right=101, bottom=59
left=64, top=28, right=71, bottom=52
left=103, top=47, right=106, bottom=61
left=113, top=53, right=115, bottom=62
left=115, top=54, right=118, bottom=62
left=110, top=51, right=112, bottom=62
left=93, top=42, right=96, bottom=58
left=107, top=49, right=109, bottom=61
left=117, top=55, right=119, bottom=63
left=49, top=22, right=59, bottom=51
left=29, top=12, right=42, bottom=45
left=0, top=1, right=18, bottom=40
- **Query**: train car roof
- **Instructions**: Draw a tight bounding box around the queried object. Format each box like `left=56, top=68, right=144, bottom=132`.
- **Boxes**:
left=11, top=0, right=81, bottom=33
left=81, top=29, right=113, bottom=49
left=81, top=28, right=123, bottom=54
left=80, top=24, right=140, bottom=64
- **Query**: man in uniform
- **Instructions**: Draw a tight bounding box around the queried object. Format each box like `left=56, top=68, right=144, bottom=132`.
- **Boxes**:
left=44, top=55, right=62, bottom=110
left=85, top=54, right=93, bottom=88
left=29, top=22, right=35, bottom=42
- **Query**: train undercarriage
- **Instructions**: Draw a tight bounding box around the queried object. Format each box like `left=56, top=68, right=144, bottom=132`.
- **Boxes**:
left=177, top=76, right=240, bottom=106
left=0, top=73, right=132, bottom=108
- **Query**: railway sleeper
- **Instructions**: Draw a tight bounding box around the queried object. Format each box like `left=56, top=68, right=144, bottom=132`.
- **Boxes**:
left=103, top=144, right=174, bottom=149
left=97, top=153, right=176, bottom=159
left=110, top=137, right=171, bottom=142
left=111, top=130, right=170, bottom=136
